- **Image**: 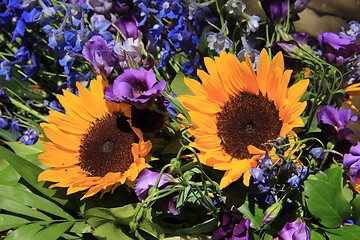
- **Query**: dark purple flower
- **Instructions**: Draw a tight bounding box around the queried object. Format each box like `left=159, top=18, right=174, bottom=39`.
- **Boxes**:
left=211, top=208, right=250, bottom=240
left=317, top=105, right=358, bottom=142
left=318, top=32, right=360, bottom=67
left=293, top=0, right=311, bottom=13
left=135, top=168, right=179, bottom=215
left=104, top=68, right=166, bottom=109
left=113, top=0, right=134, bottom=14
left=112, top=13, right=141, bottom=39
left=259, top=0, right=296, bottom=23
left=82, top=35, right=115, bottom=76
left=343, top=142, right=360, bottom=184
left=275, top=218, right=310, bottom=240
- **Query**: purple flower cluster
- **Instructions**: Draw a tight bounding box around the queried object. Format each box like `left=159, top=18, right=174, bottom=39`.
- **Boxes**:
left=210, top=208, right=250, bottom=240
left=318, top=32, right=360, bottom=67
left=274, top=218, right=310, bottom=240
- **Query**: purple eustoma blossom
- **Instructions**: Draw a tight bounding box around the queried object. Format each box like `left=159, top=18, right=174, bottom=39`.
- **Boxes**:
left=82, top=35, right=115, bottom=76
left=210, top=208, right=250, bottom=240
left=259, top=0, right=296, bottom=23
left=274, top=218, right=310, bottom=240
left=318, top=32, right=360, bottom=67
left=344, top=142, right=360, bottom=184
left=317, top=105, right=358, bottom=142
left=135, top=168, right=179, bottom=215
left=104, top=68, right=166, bottom=109
left=113, top=37, right=142, bottom=69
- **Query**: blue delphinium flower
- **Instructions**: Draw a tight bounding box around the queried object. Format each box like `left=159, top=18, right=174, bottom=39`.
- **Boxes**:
left=155, top=0, right=183, bottom=19
left=0, top=118, right=8, bottom=128
left=19, top=129, right=40, bottom=145
left=0, top=60, right=14, bottom=81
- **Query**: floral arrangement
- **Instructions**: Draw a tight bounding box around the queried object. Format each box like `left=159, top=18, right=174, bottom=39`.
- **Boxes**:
left=2, top=0, right=360, bottom=239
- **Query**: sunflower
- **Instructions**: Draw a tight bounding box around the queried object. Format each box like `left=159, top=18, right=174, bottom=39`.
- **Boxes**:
left=38, top=76, right=152, bottom=200
left=177, top=49, right=309, bottom=189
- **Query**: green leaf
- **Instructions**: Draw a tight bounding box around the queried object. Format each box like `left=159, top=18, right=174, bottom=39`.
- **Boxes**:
left=310, top=229, right=327, bottom=240
left=0, top=128, right=17, bottom=141
left=5, top=140, right=44, bottom=157
left=92, top=222, right=133, bottom=240
left=170, top=71, right=194, bottom=96
left=110, top=204, right=138, bottom=225
left=0, top=196, right=52, bottom=221
left=28, top=221, right=75, bottom=240
left=138, top=218, right=165, bottom=240
left=170, top=218, right=218, bottom=236
left=315, top=166, right=342, bottom=191
left=0, top=156, right=20, bottom=186
left=0, top=146, right=67, bottom=205
left=0, top=185, right=73, bottom=220
left=304, top=179, right=351, bottom=228
left=238, top=197, right=264, bottom=229
left=0, top=214, right=29, bottom=232
left=351, top=196, right=360, bottom=225
left=4, top=223, right=44, bottom=240
left=165, top=94, right=192, bottom=124
left=326, top=225, right=360, bottom=240
left=68, top=221, right=92, bottom=234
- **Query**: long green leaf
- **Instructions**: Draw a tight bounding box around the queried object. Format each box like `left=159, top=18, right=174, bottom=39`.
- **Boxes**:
left=0, top=156, right=20, bottom=186
left=28, top=221, right=75, bottom=240
left=0, top=185, right=73, bottom=220
left=325, top=225, right=360, bottom=240
left=0, top=196, right=52, bottom=221
left=4, top=222, right=44, bottom=240
left=0, top=146, right=67, bottom=205
left=0, top=214, right=29, bottom=232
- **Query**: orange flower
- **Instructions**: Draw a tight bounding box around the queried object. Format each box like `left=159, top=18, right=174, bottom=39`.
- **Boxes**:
left=38, top=76, right=152, bottom=200
left=177, top=49, right=309, bottom=189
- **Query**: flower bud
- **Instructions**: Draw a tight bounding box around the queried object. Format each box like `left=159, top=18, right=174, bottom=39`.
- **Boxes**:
left=259, top=201, right=282, bottom=228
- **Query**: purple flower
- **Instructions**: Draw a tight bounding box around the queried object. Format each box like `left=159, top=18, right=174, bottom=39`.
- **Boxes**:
left=275, top=218, right=310, bottom=240
left=210, top=208, right=250, bottom=240
left=259, top=0, right=296, bottom=23
left=317, top=105, right=358, bottom=142
left=86, top=0, right=112, bottom=14
left=318, top=32, right=360, bottom=67
left=135, top=168, right=179, bottom=215
left=82, top=35, right=115, bottom=76
left=113, top=37, right=142, bottom=69
left=112, top=13, right=141, bottom=39
left=344, top=142, right=360, bottom=184
left=104, top=68, right=166, bottom=109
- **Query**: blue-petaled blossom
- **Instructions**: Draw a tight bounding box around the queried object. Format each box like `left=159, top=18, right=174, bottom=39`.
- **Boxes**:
left=104, top=68, right=166, bottom=109
left=11, top=19, right=25, bottom=42
left=168, top=28, right=199, bottom=53
left=90, top=14, right=112, bottom=41
left=19, top=129, right=40, bottom=145
left=210, top=208, right=250, bottom=240
left=149, top=22, right=164, bottom=43
left=135, top=168, right=179, bottom=215
left=21, top=54, right=38, bottom=81
left=243, top=13, right=261, bottom=33
left=225, top=0, right=245, bottom=15
left=49, top=100, right=65, bottom=113
left=317, top=105, right=358, bottom=142
left=137, top=1, right=158, bottom=26
left=340, top=21, right=360, bottom=39
left=62, top=71, right=91, bottom=92
left=0, top=60, right=14, bottom=81
left=344, top=142, right=360, bottom=184
left=318, top=32, right=360, bottom=67
left=65, top=29, right=93, bottom=52
left=274, top=218, right=310, bottom=240
left=34, top=4, right=63, bottom=26
left=59, top=50, right=76, bottom=74
left=0, top=118, right=8, bottom=128
left=10, top=120, right=20, bottom=135
left=159, top=40, right=172, bottom=68
left=155, top=0, right=183, bottom=19
left=43, top=24, right=67, bottom=57
left=66, top=3, right=87, bottom=27
left=82, top=35, right=115, bottom=76
left=205, top=22, right=233, bottom=54
left=14, top=46, right=31, bottom=64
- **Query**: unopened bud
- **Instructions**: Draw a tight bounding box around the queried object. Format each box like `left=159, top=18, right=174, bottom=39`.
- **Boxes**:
left=259, top=201, right=282, bottom=228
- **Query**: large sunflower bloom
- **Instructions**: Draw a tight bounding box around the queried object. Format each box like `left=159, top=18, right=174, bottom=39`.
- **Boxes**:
left=177, top=49, right=309, bottom=189
left=38, top=76, right=152, bottom=200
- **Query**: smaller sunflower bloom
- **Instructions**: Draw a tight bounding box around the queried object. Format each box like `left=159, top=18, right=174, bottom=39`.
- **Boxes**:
left=344, top=83, right=360, bottom=111
left=38, top=76, right=152, bottom=200
left=177, top=49, right=309, bottom=189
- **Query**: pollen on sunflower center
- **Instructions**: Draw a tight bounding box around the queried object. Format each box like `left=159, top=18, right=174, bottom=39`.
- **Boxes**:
left=79, top=112, right=139, bottom=177
left=216, top=92, right=282, bottom=159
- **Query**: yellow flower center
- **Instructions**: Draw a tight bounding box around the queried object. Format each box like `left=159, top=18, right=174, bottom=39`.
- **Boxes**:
left=216, top=92, right=282, bottom=159
left=78, top=112, right=138, bottom=177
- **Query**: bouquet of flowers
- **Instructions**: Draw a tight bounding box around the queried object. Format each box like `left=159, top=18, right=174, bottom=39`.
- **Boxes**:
left=2, top=0, right=360, bottom=239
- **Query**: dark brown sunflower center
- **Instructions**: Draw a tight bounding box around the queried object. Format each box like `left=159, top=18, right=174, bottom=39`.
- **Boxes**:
left=79, top=112, right=139, bottom=177
left=216, top=92, right=282, bottom=159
